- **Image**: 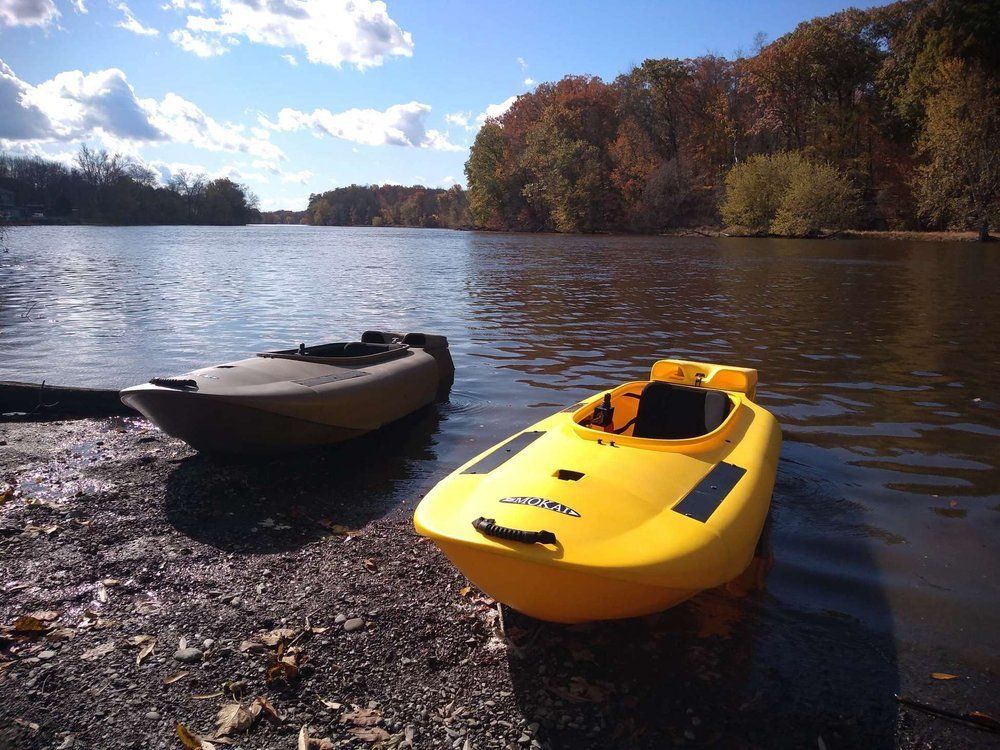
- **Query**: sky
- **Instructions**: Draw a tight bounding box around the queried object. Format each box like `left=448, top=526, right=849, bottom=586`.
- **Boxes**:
left=0, top=0, right=891, bottom=210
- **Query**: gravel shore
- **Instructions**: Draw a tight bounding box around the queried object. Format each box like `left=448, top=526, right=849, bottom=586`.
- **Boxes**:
left=1, top=416, right=996, bottom=749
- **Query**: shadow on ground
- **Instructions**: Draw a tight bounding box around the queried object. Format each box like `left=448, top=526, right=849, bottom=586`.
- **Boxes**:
left=163, top=405, right=444, bottom=553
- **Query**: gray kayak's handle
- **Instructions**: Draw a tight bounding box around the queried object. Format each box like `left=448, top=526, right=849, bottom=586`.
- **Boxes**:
left=473, top=517, right=556, bottom=545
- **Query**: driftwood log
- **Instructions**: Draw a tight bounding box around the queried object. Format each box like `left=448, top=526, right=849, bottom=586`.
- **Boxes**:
left=0, top=380, right=134, bottom=418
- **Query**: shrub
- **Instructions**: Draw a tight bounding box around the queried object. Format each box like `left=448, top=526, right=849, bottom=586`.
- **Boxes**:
left=721, top=151, right=858, bottom=236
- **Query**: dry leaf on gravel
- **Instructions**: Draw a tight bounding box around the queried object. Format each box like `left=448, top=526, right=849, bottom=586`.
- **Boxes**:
left=215, top=703, right=255, bottom=737
left=931, top=672, right=958, bottom=680
left=0, top=487, right=13, bottom=505
left=192, top=691, right=224, bottom=700
left=249, top=696, right=282, bottom=724
left=130, top=635, right=155, bottom=665
left=95, top=582, right=109, bottom=603
left=298, top=725, right=336, bottom=750
left=349, top=726, right=390, bottom=742
left=459, top=586, right=471, bottom=597
left=163, top=671, right=189, bottom=684
left=80, top=640, right=116, bottom=661
left=11, top=616, right=49, bottom=635
left=318, top=698, right=342, bottom=710
left=177, top=722, right=216, bottom=750
left=265, top=657, right=300, bottom=685
left=340, top=706, right=381, bottom=727
left=259, top=628, right=298, bottom=648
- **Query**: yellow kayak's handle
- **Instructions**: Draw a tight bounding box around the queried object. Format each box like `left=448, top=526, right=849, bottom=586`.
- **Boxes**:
left=473, top=517, right=556, bottom=545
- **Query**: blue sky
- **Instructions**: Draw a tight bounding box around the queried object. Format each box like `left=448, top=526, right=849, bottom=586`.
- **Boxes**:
left=1, top=0, right=890, bottom=209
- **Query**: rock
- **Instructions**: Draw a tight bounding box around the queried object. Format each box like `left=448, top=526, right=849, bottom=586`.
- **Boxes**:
left=145, top=711, right=160, bottom=720
left=173, top=647, right=203, bottom=663
left=202, top=638, right=215, bottom=650
left=334, top=614, right=347, bottom=624
left=38, top=650, right=57, bottom=660
left=343, top=617, right=365, bottom=632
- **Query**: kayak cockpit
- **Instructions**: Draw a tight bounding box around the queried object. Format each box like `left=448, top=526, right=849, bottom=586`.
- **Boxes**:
left=573, top=381, right=736, bottom=441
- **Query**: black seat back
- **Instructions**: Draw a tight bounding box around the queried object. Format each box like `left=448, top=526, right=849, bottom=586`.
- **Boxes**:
left=632, top=382, right=730, bottom=439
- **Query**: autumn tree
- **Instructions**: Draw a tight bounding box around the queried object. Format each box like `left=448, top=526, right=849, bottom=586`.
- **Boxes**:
left=914, top=59, right=1000, bottom=240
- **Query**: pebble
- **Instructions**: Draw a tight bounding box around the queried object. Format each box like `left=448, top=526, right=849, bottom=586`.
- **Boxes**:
left=343, top=617, right=365, bottom=632
left=202, top=638, right=214, bottom=650
left=145, top=711, right=160, bottom=720
left=38, top=650, right=57, bottom=660
left=334, top=613, right=347, bottom=624
left=173, top=647, right=203, bottom=663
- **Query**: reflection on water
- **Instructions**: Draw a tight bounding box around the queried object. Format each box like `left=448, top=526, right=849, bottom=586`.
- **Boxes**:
left=2, top=226, right=999, bottom=740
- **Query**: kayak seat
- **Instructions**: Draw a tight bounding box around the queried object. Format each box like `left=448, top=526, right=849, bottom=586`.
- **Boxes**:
left=632, top=382, right=730, bottom=440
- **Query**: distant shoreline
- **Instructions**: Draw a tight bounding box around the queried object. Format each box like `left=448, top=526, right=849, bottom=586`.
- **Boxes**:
left=5, top=222, right=992, bottom=242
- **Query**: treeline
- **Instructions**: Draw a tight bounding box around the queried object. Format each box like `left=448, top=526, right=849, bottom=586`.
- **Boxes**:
left=261, top=185, right=470, bottom=228
left=0, top=147, right=259, bottom=225
left=465, top=0, right=999, bottom=238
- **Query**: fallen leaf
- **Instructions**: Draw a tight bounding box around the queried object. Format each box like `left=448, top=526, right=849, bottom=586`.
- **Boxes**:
left=0, top=487, right=13, bottom=505
left=250, top=695, right=282, bottom=724
left=265, top=658, right=299, bottom=685
left=102, top=578, right=120, bottom=586
left=967, top=711, right=1000, bottom=731
left=319, top=698, right=342, bottom=710
left=298, top=726, right=310, bottom=750
left=215, top=703, right=254, bottom=737
left=179, top=636, right=188, bottom=650
left=931, top=672, right=958, bottom=680
left=349, top=727, right=390, bottom=742
left=363, top=558, right=378, bottom=572
left=163, top=671, right=189, bottom=685
left=11, top=616, right=48, bottom=634
left=259, top=628, right=298, bottom=647
left=191, top=692, right=224, bottom=700
left=176, top=723, right=215, bottom=750
left=239, top=639, right=267, bottom=653
left=95, top=583, right=109, bottom=603
left=340, top=706, right=380, bottom=727
left=80, top=640, right=115, bottom=661
left=131, top=635, right=155, bottom=666
left=13, top=718, right=39, bottom=731
left=459, top=586, right=471, bottom=597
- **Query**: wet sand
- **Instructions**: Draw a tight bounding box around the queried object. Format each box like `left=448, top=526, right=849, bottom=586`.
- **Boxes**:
left=1, top=415, right=997, bottom=750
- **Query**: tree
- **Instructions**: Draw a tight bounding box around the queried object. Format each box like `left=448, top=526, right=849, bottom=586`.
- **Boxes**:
left=721, top=151, right=858, bottom=236
left=914, top=58, right=1000, bottom=240
left=465, top=122, right=508, bottom=229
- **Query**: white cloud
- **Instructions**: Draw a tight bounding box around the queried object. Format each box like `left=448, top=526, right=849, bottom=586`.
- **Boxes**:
left=114, top=1, right=160, bottom=36
left=524, top=77, right=535, bottom=86
left=72, top=0, right=88, bottom=13
left=263, top=101, right=463, bottom=151
left=281, top=169, right=312, bottom=184
left=0, top=59, right=284, bottom=163
left=0, top=0, right=58, bottom=26
left=281, top=53, right=297, bottom=66
left=175, top=0, right=413, bottom=69
left=516, top=56, right=527, bottom=71
left=475, top=95, right=517, bottom=126
left=162, top=0, right=204, bottom=10
left=169, top=28, right=229, bottom=56
left=444, top=111, right=470, bottom=129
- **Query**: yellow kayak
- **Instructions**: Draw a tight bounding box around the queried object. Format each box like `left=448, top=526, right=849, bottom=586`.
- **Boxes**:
left=414, top=359, right=782, bottom=623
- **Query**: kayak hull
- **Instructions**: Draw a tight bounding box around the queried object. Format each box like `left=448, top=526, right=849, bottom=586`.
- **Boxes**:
left=435, top=539, right=697, bottom=623
left=121, top=331, right=453, bottom=455
left=119, top=388, right=366, bottom=454
left=414, top=358, right=781, bottom=623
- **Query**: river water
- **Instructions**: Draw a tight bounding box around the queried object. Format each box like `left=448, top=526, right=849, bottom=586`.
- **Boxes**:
left=2, top=225, right=998, bottom=743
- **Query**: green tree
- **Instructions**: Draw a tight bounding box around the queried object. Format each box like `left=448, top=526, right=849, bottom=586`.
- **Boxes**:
left=722, top=151, right=858, bottom=236
left=465, top=122, right=508, bottom=229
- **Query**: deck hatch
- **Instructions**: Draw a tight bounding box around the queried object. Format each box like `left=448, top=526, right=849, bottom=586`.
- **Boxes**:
left=462, top=431, right=545, bottom=475
left=294, top=369, right=368, bottom=387
left=673, top=462, right=746, bottom=522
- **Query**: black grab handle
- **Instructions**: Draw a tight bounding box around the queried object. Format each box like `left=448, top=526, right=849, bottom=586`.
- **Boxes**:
left=149, top=377, right=198, bottom=390
left=473, top=517, right=556, bottom=545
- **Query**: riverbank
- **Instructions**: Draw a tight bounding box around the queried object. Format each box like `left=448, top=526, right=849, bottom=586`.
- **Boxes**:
left=1, top=415, right=997, bottom=750
left=665, top=227, right=993, bottom=242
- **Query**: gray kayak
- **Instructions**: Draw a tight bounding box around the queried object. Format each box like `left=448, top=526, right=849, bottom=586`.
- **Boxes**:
left=120, top=331, right=454, bottom=455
